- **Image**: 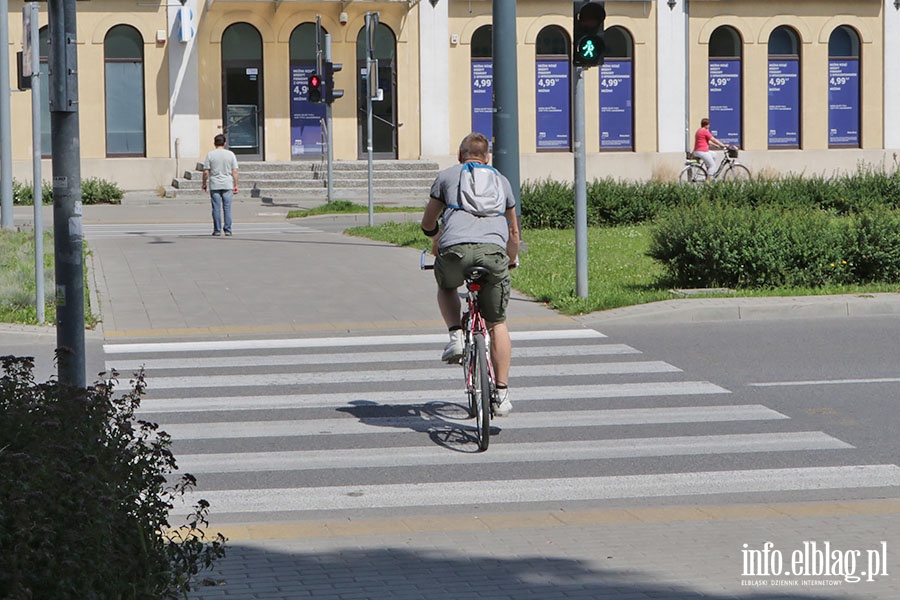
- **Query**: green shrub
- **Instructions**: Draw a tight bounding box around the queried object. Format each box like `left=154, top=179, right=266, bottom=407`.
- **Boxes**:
left=649, top=203, right=900, bottom=289
left=519, top=167, right=900, bottom=230
left=0, top=358, right=226, bottom=599
left=81, top=177, right=124, bottom=205
left=12, top=177, right=123, bottom=205
left=12, top=179, right=52, bottom=205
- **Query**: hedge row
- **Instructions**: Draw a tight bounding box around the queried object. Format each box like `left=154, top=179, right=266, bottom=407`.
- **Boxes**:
left=519, top=168, right=900, bottom=229
left=648, top=203, right=900, bottom=288
left=13, top=177, right=124, bottom=205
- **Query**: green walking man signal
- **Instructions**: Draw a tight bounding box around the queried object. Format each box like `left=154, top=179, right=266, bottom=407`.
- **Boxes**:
left=573, top=1, right=606, bottom=68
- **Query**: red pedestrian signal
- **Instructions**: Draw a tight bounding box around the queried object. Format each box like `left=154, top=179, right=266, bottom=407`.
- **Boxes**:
left=308, top=73, right=322, bottom=103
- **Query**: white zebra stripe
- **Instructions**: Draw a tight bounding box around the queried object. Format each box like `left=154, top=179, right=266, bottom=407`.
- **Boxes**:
left=138, top=381, right=730, bottom=414
left=162, top=405, right=786, bottom=440
left=106, top=343, right=641, bottom=372
left=183, top=465, right=900, bottom=514
left=176, top=432, right=852, bottom=473
left=144, top=361, right=680, bottom=390
left=102, top=328, right=605, bottom=354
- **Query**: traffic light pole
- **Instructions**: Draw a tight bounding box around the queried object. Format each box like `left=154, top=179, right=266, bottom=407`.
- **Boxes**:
left=491, top=0, right=521, bottom=221
left=0, top=0, right=14, bottom=230
left=49, top=0, right=85, bottom=388
left=325, top=33, right=334, bottom=203
left=573, top=66, right=588, bottom=299
left=27, top=2, right=45, bottom=323
left=572, top=1, right=605, bottom=299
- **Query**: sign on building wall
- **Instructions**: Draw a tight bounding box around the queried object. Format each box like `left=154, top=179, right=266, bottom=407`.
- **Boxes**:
left=828, top=59, right=860, bottom=147
left=471, top=60, right=493, bottom=140
left=768, top=59, right=800, bottom=147
left=290, top=64, right=326, bottom=157
left=599, top=60, right=633, bottom=150
left=708, top=59, right=741, bottom=146
left=535, top=60, right=570, bottom=150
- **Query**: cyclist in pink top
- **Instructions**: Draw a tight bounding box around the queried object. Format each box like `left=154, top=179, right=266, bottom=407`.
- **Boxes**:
left=693, top=117, right=727, bottom=174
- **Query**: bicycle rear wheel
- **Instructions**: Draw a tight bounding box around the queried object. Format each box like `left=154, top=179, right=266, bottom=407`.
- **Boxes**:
left=679, top=163, right=708, bottom=184
left=472, top=331, right=491, bottom=451
left=722, top=163, right=751, bottom=181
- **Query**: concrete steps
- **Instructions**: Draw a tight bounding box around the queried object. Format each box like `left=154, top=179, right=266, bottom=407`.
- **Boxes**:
left=171, top=160, right=438, bottom=205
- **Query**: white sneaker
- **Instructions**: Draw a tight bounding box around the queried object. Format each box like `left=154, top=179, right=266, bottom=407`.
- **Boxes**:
left=493, top=387, right=512, bottom=417
left=441, top=329, right=465, bottom=363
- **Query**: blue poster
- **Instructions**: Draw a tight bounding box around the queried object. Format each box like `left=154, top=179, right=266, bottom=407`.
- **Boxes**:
left=471, top=60, right=493, bottom=140
left=828, top=59, right=859, bottom=147
left=708, top=59, right=741, bottom=146
left=599, top=60, right=633, bottom=150
left=290, top=64, right=326, bottom=157
left=535, top=60, right=570, bottom=150
left=768, top=60, right=800, bottom=147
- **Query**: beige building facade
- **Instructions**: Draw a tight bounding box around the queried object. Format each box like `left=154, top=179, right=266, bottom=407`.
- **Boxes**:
left=5, top=0, right=900, bottom=191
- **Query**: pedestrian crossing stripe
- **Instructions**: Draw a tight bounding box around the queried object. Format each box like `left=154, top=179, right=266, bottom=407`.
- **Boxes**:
left=160, top=405, right=785, bottom=440
left=138, top=381, right=730, bottom=413
left=106, top=343, right=641, bottom=372
left=182, top=465, right=900, bottom=515
left=102, top=328, right=606, bottom=354
left=175, top=432, right=852, bottom=474
left=142, top=361, right=681, bottom=390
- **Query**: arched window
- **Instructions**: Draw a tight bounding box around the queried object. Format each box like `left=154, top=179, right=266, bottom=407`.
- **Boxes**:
left=828, top=26, right=861, bottom=148
left=767, top=26, right=801, bottom=148
left=600, top=26, right=634, bottom=151
left=288, top=23, right=326, bottom=158
left=222, top=23, right=264, bottom=159
left=104, top=25, right=145, bottom=156
left=707, top=26, right=743, bottom=147
left=356, top=22, right=398, bottom=158
left=470, top=25, right=493, bottom=138
left=535, top=26, right=570, bottom=151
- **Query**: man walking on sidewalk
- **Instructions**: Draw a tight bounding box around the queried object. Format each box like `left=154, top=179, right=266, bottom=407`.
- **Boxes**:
left=201, top=134, right=239, bottom=236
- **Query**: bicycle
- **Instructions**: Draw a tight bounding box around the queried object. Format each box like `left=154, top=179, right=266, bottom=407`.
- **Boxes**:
left=421, top=250, right=497, bottom=451
left=679, top=146, right=751, bottom=184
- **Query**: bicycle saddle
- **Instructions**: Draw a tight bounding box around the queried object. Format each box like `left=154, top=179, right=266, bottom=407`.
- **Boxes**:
left=464, top=266, right=492, bottom=282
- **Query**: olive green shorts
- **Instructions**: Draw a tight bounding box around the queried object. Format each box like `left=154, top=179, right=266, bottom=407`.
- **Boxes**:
left=434, top=243, right=510, bottom=323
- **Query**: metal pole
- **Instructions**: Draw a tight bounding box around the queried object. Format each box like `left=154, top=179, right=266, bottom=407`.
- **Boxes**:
left=0, top=0, right=14, bottom=229
left=325, top=33, right=334, bottom=203
left=49, top=0, right=85, bottom=388
left=365, top=12, right=376, bottom=227
left=491, top=0, right=521, bottom=221
left=28, top=3, right=44, bottom=323
left=573, top=66, right=588, bottom=298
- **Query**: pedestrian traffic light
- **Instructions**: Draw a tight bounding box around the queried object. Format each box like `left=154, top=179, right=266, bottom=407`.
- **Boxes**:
left=324, top=61, right=344, bottom=104
left=573, top=1, right=606, bottom=68
left=308, top=72, right=322, bottom=103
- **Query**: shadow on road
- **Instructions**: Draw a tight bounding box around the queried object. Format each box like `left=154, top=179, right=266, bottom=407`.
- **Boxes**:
left=337, top=399, right=502, bottom=453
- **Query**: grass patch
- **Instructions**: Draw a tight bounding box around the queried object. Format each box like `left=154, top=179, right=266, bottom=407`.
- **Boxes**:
left=0, top=229, right=99, bottom=327
left=288, top=200, right=423, bottom=218
left=346, top=220, right=900, bottom=315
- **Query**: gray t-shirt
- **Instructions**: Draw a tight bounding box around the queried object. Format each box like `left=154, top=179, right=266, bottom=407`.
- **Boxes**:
left=430, top=162, right=516, bottom=250
left=203, top=147, right=239, bottom=190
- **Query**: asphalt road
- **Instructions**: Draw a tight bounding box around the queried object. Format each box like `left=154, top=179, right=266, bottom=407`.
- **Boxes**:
left=600, top=315, right=900, bottom=496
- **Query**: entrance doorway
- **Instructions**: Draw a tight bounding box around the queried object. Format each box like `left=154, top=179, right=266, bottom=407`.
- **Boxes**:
left=356, top=24, right=397, bottom=159
left=222, top=23, right=264, bottom=160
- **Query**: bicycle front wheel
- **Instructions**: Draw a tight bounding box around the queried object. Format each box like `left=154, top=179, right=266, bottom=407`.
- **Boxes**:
left=722, top=163, right=751, bottom=181
left=679, top=163, right=708, bottom=184
left=472, top=331, right=491, bottom=451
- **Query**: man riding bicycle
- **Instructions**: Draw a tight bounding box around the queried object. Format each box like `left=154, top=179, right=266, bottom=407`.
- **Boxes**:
left=421, top=132, right=520, bottom=417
